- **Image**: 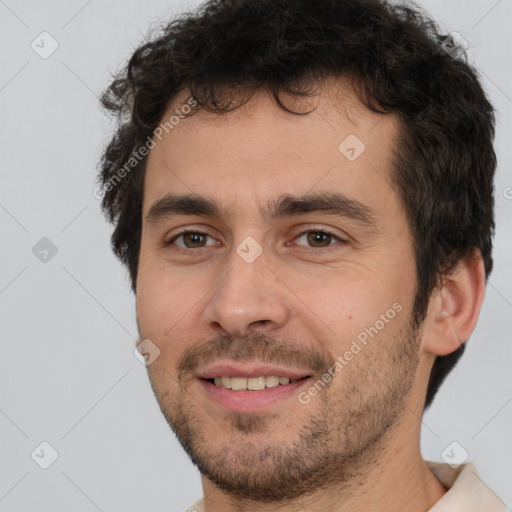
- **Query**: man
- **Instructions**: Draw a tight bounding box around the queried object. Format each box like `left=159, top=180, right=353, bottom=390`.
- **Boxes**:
left=97, top=0, right=504, bottom=510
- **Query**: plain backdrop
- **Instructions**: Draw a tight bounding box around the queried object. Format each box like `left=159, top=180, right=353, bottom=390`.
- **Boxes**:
left=0, top=0, right=511, bottom=511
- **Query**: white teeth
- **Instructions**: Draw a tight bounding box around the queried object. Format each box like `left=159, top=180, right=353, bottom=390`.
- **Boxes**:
left=247, top=376, right=266, bottom=390
left=211, top=375, right=299, bottom=390
left=231, top=377, right=247, bottom=390
left=214, top=377, right=232, bottom=389
left=265, top=376, right=280, bottom=388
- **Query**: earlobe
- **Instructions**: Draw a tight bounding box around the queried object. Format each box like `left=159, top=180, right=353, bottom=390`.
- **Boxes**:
left=422, top=250, right=486, bottom=357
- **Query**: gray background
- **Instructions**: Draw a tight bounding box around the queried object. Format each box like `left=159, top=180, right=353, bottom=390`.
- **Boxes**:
left=0, top=0, right=511, bottom=511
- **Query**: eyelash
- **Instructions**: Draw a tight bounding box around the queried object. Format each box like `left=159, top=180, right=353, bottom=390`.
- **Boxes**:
left=165, top=228, right=347, bottom=252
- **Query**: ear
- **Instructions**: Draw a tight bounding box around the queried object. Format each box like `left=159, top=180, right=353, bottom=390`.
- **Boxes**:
left=421, top=249, right=487, bottom=356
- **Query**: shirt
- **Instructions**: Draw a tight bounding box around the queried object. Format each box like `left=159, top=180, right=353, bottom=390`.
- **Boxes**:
left=185, top=461, right=505, bottom=511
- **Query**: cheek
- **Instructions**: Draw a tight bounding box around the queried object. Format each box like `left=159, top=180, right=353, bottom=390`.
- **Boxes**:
left=292, top=264, right=399, bottom=320
left=136, top=267, right=199, bottom=356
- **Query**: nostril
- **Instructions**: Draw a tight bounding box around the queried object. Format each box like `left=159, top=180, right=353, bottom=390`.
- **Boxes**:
left=250, top=320, right=270, bottom=327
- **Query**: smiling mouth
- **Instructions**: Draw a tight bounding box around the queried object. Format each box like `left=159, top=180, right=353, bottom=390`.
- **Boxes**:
left=204, top=375, right=310, bottom=391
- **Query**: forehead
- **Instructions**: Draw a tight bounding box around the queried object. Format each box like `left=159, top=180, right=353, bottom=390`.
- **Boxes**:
left=143, top=80, right=402, bottom=223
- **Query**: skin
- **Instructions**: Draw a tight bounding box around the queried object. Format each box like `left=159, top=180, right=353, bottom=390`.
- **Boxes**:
left=135, top=79, right=486, bottom=511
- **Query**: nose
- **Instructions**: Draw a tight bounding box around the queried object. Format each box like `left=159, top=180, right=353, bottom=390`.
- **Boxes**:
left=202, top=246, right=290, bottom=338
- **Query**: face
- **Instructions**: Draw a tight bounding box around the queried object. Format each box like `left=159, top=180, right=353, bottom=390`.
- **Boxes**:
left=136, top=82, right=422, bottom=501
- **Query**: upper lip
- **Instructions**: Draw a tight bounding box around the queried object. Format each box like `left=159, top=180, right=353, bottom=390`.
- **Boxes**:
left=196, top=362, right=312, bottom=381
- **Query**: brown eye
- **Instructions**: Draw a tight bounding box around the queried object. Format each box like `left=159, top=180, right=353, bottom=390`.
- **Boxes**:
left=168, top=231, right=216, bottom=249
left=182, top=233, right=207, bottom=248
left=294, top=230, right=344, bottom=249
left=306, top=231, right=334, bottom=247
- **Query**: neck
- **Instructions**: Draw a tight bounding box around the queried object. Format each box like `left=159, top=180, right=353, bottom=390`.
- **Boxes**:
left=200, top=404, right=447, bottom=512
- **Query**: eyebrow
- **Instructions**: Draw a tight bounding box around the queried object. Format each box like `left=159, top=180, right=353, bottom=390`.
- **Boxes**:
left=145, top=191, right=378, bottom=230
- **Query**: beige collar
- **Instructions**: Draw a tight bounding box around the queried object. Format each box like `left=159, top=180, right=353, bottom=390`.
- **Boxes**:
left=426, top=461, right=505, bottom=511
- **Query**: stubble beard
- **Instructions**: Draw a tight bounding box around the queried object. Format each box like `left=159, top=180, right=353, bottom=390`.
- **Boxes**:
left=147, top=318, right=421, bottom=503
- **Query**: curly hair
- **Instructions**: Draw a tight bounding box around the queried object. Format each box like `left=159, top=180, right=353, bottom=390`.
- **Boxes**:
left=97, top=0, right=496, bottom=409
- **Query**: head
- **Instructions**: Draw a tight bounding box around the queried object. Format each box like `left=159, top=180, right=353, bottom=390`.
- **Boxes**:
left=97, top=0, right=496, bottom=502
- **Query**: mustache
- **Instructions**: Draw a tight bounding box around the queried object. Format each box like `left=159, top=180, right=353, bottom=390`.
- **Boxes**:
left=177, top=333, right=335, bottom=379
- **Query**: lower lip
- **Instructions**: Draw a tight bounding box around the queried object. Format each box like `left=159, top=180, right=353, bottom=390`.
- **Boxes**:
left=198, top=378, right=311, bottom=413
